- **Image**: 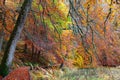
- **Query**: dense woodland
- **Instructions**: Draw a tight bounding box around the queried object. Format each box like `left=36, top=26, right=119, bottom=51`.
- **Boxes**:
left=0, top=0, right=120, bottom=80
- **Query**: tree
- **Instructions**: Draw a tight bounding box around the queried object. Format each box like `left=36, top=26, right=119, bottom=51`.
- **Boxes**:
left=0, top=1, right=6, bottom=52
left=0, top=28, right=4, bottom=52
left=0, top=0, right=33, bottom=77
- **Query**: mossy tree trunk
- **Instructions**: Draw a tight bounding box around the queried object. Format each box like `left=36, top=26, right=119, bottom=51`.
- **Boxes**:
left=0, top=0, right=33, bottom=77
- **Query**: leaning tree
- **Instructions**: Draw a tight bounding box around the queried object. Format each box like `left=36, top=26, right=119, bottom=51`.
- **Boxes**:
left=0, top=0, right=33, bottom=76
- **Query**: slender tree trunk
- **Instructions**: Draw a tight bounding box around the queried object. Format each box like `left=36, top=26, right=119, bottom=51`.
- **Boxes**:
left=0, top=29, right=4, bottom=52
left=24, top=43, right=27, bottom=53
left=31, top=43, right=34, bottom=59
left=0, top=0, right=6, bottom=52
left=0, top=0, right=33, bottom=77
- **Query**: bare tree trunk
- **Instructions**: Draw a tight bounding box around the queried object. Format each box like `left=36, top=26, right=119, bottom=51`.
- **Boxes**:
left=0, top=29, right=4, bottom=52
left=0, top=0, right=6, bottom=52
left=24, top=43, right=27, bottom=53
left=0, top=0, right=33, bottom=77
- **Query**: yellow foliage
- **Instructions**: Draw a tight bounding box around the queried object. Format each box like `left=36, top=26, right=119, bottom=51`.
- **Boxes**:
left=62, top=30, right=73, bottom=37
left=73, top=52, right=84, bottom=68
left=57, top=1, right=69, bottom=17
left=84, top=0, right=96, bottom=7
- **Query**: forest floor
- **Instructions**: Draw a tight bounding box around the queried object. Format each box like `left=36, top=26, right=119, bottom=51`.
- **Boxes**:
left=0, top=52, right=120, bottom=80
left=29, top=66, right=120, bottom=80
left=13, top=52, right=120, bottom=80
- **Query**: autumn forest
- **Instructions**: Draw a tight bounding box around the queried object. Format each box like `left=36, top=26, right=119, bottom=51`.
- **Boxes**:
left=0, top=0, right=120, bottom=80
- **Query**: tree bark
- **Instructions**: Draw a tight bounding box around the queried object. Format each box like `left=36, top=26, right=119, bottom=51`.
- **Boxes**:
left=0, top=29, right=4, bottom=52
left=0, top=0, right=33, bottom=77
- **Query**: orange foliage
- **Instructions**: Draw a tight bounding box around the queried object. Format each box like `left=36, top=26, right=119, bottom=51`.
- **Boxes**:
left=3, top=67, right=30, bottom=80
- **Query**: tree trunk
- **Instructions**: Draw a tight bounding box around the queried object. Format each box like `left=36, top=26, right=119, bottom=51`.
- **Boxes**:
left=0, top=29, right=4, bottom=52
left=24, top=43, right=27, bottom=53
left=0, top=0, right=33, bottom=77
